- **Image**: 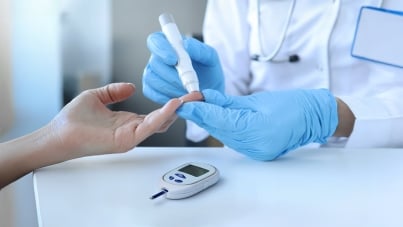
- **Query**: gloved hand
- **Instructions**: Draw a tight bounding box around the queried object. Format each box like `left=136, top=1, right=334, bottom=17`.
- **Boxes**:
left=177, top=89, right=338, bottom=161
left=142, top=32, right=225, bottom=105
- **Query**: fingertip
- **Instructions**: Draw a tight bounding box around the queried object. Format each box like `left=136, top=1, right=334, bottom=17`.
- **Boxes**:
left=93, top=82, right=136, bottom=105
left=180, top=91, right=204, bottom=103
left=178, top=98, right=185, bottom=105
left=126, top=82, right=136, bottom=89
left=170, top=98, right=184, bottom=107
left=161, top=98, right=183, bottom=113
left=118, top=82, right=136, bottom=96
left=124, top=83, right=136, bottom=93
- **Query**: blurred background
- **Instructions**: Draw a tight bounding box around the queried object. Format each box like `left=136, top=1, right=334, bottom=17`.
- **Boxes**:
left=0, top=0, right=207, bottom=226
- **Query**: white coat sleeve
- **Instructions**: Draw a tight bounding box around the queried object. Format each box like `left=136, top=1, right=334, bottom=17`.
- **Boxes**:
left=340, top=84, right=403, bottom=148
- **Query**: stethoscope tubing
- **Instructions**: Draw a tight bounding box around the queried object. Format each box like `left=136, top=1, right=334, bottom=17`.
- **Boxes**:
left=255, top=0, right=296, bottom=62
left=253, top=0, right=384, bottom=62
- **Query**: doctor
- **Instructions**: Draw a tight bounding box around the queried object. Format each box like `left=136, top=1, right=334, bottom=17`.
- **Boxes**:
left=143, top=0, right=403, bottom=160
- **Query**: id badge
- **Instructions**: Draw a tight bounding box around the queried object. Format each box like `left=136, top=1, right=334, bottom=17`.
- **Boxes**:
left=351, top=6, right=403, bottom=68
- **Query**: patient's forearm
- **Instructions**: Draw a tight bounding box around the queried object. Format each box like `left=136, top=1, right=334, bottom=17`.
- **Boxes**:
left=0, top=125, right=56, bottom=189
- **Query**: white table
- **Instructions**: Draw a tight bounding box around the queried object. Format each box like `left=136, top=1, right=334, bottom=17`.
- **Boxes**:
left=33, top=147, right=403, bottom=227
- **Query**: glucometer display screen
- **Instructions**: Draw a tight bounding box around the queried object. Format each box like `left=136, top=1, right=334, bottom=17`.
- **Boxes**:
left=179, top=164, right=209, bottom=177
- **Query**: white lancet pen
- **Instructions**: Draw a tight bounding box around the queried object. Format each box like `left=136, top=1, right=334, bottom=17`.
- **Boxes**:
left=159, top=13, right=200, bottom=93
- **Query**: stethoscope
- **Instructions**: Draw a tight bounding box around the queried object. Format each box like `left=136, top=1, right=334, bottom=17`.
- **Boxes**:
left=251, top=0, right=384, bottom=63
left=251, top=0, right=298, bottom=63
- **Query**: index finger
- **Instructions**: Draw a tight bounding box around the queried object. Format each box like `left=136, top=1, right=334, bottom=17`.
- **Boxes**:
left=134, top=98, right=183, bottom=142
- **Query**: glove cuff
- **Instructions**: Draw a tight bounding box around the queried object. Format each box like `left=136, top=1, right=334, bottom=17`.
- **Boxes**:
left=310, top=89, right=339, bottom=144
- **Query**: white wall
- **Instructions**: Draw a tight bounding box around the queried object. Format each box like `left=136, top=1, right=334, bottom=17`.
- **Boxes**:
left=60, top=0, right=111, bottom=101
left=1, top=3, right=19, bottom=226
left=0, top=1, right=62, bottom=227
left=0, top=0, right=14, bottom=137
left=0, top=0, right=15, bottom=219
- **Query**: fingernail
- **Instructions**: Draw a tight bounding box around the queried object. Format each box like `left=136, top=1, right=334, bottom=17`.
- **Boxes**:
left=126, top=83, right=136, bottom=89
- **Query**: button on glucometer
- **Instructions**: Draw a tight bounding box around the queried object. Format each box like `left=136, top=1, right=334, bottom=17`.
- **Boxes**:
left=175, top=173, right=186, bottom=179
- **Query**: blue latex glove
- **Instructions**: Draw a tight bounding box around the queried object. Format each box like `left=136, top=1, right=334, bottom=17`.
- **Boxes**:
left=142, top=32, right=225, bottom=105
left=177, top=89, right=339, bottom=161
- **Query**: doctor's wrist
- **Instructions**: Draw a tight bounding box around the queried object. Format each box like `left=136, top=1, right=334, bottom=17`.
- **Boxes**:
left=333, top=98, right=355, bottom=137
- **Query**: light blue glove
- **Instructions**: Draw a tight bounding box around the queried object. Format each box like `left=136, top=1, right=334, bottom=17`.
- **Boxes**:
left=177, top=89, right=339, bottom=161
left=142, top=32, right=225, bottom=105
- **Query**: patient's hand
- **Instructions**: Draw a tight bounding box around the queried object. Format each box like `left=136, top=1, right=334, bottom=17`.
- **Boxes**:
left=180, top=91, right=204, bottom=103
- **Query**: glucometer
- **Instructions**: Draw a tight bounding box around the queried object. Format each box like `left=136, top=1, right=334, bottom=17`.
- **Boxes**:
left=150, top=162, right=220, bottom=200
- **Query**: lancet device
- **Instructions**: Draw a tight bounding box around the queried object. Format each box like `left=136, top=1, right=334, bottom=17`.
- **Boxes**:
left=159, top=13, right=200, bottom=93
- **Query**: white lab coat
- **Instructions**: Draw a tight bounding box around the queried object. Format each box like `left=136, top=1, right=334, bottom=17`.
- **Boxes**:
left=186, top=0, right=403, bottom=149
